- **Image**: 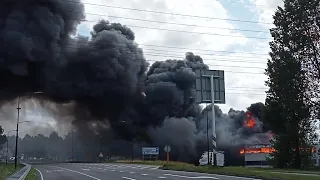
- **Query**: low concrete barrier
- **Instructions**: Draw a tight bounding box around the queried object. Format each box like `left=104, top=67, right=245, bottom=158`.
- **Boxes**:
left=6, top=163, right=31, bottom=180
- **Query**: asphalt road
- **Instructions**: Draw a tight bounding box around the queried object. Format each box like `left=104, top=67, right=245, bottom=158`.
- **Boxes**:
left=33, top=163, right=262, bottom=180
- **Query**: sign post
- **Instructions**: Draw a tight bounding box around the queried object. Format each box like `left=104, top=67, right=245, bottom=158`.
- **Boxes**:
left=195, top=69, right=226, bottom=166
left=164, top=145, right=171, bottom=163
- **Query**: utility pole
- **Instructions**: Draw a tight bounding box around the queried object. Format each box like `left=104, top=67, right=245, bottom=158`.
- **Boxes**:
left=13, top=92, right=42, bottom=169
left=206, top=105, right=210, bottom=165
left=14, top=96, right=21, bottom=169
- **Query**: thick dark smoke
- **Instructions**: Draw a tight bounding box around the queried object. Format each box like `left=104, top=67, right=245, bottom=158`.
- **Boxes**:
left=0, top=0, right=148, bottom=127
left=0, top=0, right=271, bottom=163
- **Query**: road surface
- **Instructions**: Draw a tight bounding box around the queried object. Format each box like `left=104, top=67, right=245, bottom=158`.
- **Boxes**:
left=34, top=163, right=261, bottom=180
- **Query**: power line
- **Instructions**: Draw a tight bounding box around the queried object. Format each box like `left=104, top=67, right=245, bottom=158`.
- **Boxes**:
left=145, top=54, right=266, bottom=69
left=144, top=53, right=267, bottom=65
left=227, top=92, right=266, bottom=95
left=138, top=44, right=268, bottom=55
left=107, top=23, right=270, bottom=40
left=219, top=0, right=281, bottom=9
left=64, top=0, right=273, bottom=24
left=81, top=12, right=269, bottom=34
left=143, top=48, right=268, bottom=59
left=227, top=87, right=268, bottom=90
left=3, top=16, right=270, bottom=55
left=20, top=15, right=268, bottom=40
left=0, top=36, right=267, bottom=75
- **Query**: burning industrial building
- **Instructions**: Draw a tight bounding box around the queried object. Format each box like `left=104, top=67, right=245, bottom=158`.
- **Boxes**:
left=0, top=0, right=273, bottom=164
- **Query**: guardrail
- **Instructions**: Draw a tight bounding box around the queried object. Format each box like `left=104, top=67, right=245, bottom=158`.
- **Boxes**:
left=6, top=163, right=31, bottom=180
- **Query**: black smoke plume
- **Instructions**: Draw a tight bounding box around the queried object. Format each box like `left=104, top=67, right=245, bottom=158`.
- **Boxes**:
left=0, top=0, right=148, bottom=127
left=0, top=0, right=271, bottom=163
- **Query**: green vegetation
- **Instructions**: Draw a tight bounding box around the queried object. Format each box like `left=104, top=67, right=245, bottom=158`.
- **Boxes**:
left=0, top=163, right=22, bottom=180
left=114, top=160, right=320, bottom=179
left=263, top=0, right=320, bottom=169
left=0, top=126, right=7, bottom=151
left=25, top=168, right=38, bottom=180
left=161, top=164, right=320, bottom=180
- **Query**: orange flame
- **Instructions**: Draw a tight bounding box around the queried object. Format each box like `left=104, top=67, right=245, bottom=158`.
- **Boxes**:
left=240, top=147, right=317, bottom=154
left=240, top=147, right=275, bottom=154
left=244, top=111, right=256, bottom=128
left=244, top=118, right=256, bottom=128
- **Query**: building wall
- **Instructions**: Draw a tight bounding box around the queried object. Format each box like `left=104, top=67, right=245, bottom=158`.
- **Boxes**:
left=245, top=153, right=268, bottom=161
left=245, top=153, right=270, bottom=167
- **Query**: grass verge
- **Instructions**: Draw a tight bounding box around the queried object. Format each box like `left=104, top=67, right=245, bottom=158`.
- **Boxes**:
left=0, top=163, right=23, bottom=180
left=253, top=167, right=320, bottom=175
left=25, top=168, right=38, bottom=180
left=161, top=164, right=320, bottom=180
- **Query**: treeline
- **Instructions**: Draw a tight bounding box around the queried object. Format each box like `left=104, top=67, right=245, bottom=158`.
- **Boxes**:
left=5, top=132, right=77, bottom=160
left=3, top=131, right=145, bottom=162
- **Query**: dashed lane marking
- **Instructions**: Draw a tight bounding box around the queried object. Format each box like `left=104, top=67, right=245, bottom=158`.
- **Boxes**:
left=122, top=177, right=136, bottom=180
left=164, top=174, right=219, bottom=179
left=51, top=166, right=101, bottom=180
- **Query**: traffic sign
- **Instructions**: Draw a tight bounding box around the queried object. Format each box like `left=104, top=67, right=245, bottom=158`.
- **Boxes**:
left=195, top=70, right=225, bottom=104
left=99, top=152, right=103, bottom=158
left=164, top=145, right=171, bottom=152
left=142, top=147, right=159, bottom=155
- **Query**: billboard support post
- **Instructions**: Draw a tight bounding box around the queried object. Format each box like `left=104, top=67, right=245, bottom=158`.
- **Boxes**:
left=195, top=70, right=226, bottom=166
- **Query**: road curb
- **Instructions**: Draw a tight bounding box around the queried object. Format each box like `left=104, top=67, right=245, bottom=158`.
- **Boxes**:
left=6, top=163, right=31, bottom=180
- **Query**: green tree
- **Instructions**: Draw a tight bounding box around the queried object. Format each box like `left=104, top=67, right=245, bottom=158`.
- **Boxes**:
left=0, top=126, right=7, bottom=150
left=264, top=0, right=317, bottom=169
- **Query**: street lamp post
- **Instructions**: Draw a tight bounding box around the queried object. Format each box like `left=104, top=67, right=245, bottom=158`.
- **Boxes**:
left=14, top=92, right=43, bottom=169
left=6, top=130, right=17, bottom=164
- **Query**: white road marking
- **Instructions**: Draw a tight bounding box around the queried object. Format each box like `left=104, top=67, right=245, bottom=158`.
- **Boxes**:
left=52, top=166, right=101, bottom=180
left=158, top=177, right=166, bottom=179
left=164, top=174, right=219, bottom=179
left=81, top=169, right=90, bottom=171
left=35, top=168, right=44, bottom=180
left=120, top=171, right=124, bottom=172
left=111, top=170, right=115, bottom=172
left=141, top=174, right=148, bottom=176
left=129, top=172, right=135, bottom=174
left=122, top=177, right=136, bottom=180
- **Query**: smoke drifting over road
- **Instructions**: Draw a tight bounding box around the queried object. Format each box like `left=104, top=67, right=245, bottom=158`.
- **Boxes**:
left=0, top=0, right=270, bottom=162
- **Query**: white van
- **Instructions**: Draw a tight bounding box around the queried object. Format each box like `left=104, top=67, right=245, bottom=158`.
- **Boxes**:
left=199, top=151, right=214, bottom=166
left=199, top=151, right=225, bottom=167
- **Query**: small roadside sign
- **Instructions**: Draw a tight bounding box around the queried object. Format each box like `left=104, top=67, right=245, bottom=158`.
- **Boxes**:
left=164, top=145, right=171, bottom=152
left=164, top=145, right=171, bottom=163
left=99, top=152, right=103, bottom=158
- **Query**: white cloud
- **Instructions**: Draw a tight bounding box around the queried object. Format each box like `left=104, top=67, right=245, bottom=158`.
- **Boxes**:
left=249, top=0, right=284, bottom=28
